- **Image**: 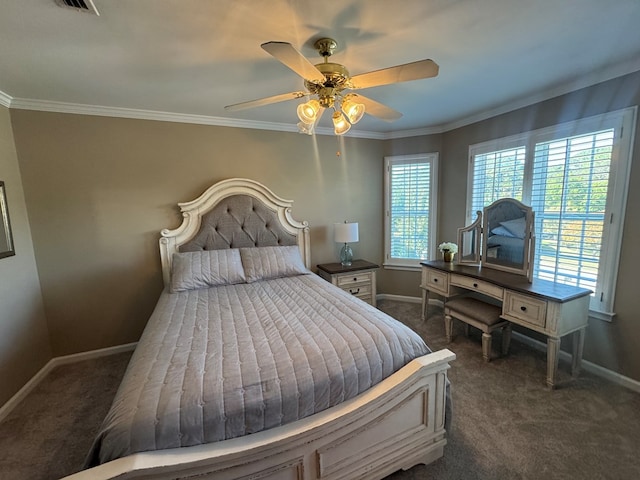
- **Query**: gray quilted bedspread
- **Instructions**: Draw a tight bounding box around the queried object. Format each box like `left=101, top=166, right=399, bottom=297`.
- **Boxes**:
left=87, top=274, right=430, bottom=465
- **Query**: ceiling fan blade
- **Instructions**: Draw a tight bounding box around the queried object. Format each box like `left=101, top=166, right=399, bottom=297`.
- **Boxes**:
left=349, top=94, right=402, bottom=121
left=225, top=91, right=306, bottom=112
left=349, top=59, right=439, bottom=90
left=261, top=41, right=325, bottom=83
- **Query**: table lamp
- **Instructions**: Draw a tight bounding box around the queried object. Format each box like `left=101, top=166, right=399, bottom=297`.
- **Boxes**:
left=334, top=221, right=359, bottom=266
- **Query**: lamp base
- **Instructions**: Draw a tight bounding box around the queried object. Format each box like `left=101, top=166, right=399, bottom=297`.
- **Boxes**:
left=340, top=243, right=353, bottom=266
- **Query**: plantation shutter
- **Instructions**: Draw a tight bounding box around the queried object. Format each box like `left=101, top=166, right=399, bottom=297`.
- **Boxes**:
left=530, top=129, right=615, bottom=293
left=389, top=159, right=433, bottom=261
left=470, top=147, right=526, bottom=215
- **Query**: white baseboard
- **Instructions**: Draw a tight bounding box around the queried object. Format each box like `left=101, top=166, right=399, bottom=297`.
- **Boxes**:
left=0, top=342, right=137, bottom=423
left=51, top=342, right=137, bottom=367
left=377, top=293, right=422, bottom=304
left=511, top=332, right=640, bottom=393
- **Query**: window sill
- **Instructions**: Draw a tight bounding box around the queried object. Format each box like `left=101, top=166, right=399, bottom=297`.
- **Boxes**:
left=382, top=263, right=422, bottom=272
left=589, top=309, right=616, bottom=323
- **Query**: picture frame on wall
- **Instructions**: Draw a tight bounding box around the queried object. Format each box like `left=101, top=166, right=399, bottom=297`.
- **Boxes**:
left=0, top=181, right=15, bottom=259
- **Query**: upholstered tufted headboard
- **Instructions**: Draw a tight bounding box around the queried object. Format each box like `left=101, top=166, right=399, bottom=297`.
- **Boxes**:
left=159, top=178, right=310, bottom=287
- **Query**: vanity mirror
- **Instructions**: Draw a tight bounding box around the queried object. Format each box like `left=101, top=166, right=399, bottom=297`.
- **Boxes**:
left=455, top=198, right=535, bottom=281
left=457, top=210, right=482, bottom=265
left=482, top=198, right=534, bottom=281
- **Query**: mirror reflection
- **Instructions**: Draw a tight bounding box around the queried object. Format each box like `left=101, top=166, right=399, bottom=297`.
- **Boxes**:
left=482, top=198, right=534, bottom=280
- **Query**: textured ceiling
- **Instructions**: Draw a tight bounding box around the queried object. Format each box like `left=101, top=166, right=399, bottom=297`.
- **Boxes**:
left=1, top=0, right=639, bottom=136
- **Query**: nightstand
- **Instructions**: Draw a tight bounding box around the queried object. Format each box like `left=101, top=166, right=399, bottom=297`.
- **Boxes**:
left=317, top=259, right=379, bottom=307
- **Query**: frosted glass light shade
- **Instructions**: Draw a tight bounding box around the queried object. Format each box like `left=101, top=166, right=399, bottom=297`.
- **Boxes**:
left=334, top=222, right=359, bottom=243
left=332, top=111, right=351, bottom=135
left=297, top=99, right=320, bottom=123
left=297, top=121, right=314, bottom=135
left=342, top=99, right=365, bottom=124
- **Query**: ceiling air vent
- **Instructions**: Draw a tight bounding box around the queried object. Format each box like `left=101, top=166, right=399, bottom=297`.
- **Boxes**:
left=55, top=0, right=100, bottom=16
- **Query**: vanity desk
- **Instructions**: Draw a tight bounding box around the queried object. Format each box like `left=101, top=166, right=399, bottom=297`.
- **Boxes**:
left=421, top=260, right=591, bottom=388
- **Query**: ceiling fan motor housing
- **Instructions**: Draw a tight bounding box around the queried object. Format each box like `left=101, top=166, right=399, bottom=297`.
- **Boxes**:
left=305, top=62, right=350, bottom=108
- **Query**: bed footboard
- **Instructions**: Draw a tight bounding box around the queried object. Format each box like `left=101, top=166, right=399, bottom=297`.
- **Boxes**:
left=62, top=349, right=455, bottom=480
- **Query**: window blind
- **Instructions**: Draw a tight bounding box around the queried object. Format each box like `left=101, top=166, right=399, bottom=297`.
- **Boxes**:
left=389, top=161, right=432, bottom=260
left=531, top=130, right=614, bottom=292
left=470, top=147, right=526, bottom=215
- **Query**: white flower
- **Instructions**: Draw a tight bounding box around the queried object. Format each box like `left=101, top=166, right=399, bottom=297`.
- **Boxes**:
left=438, top=242, right=458, bottom=254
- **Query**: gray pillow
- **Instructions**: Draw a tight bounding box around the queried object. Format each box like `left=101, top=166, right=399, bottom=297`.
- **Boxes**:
left=170, top=249, right=246, bottom=293
left=240, top=245, right=309, bottom=283
left=500, top=217, right=527, bottom=239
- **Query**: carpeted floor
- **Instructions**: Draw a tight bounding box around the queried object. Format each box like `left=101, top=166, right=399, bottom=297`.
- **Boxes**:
left=1, top=300, right=639, bottom=479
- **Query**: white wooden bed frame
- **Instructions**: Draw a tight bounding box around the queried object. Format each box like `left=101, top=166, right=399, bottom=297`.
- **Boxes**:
left=64, top=178, right=455, bottom=480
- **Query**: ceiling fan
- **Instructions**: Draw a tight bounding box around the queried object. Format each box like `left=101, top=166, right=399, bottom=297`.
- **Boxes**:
left=224, top=38, right=439, bottom=135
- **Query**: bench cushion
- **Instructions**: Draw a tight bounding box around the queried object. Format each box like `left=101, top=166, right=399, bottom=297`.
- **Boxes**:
left=445, top=297, right=503, bottom=326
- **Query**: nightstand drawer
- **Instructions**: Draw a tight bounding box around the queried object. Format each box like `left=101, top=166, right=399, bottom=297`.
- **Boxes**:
left=337, top=272, right=373, bottom=288
left=316, top=260, right=379, bottom=308
left=423, top=268, right=449, bottom=296
left=451, top=274, right=504, bottom=300
left=503, top=291, right=547, bottom=328
left=343, top=283, right=371, bottom=297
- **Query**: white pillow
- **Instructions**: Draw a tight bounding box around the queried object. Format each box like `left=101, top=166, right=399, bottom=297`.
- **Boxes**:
left=240, top=245, right=309, bottom=283
left=491, top=225, right=517, bottom=238
left=500, top=217, right=527, bottom=239
left=170, top=249, right=246, bottom=293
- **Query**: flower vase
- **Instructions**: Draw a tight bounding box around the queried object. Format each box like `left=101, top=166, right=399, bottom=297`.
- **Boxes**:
left=443, top=250, right=454, bottom=263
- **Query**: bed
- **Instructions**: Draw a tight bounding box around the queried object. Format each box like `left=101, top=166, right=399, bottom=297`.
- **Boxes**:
left=64, top=178, right=455, bottom=480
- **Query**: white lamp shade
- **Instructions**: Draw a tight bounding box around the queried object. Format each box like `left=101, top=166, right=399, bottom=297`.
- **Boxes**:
left=334, top=222, right=359, bottom=243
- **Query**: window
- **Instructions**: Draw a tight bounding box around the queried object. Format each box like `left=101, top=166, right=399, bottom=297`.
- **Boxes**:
left=470, top=144, right=526, bottom=214
left=467, top=107, right=636, bottom=319
left=384, top=153, right=439, bottom=269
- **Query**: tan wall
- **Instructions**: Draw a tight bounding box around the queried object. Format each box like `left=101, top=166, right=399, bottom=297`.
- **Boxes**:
left=11, top=112, right=385, bottom=356
left=0, top=105, right=51, bottom=405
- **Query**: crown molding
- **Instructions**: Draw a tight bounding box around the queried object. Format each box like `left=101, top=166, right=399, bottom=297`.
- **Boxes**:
left=3, top=58, right=639, bottom=139
left=7, top=97, right=388, bottom=140
left=0, top=90, right=12, bottom=108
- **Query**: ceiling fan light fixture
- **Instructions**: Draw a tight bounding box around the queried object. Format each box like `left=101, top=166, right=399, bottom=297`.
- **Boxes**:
left=341, top=98, right=365, bottom=124
left=297, top=121, right=315, bottom=135
left=297, top=99, right=320, bottom=123
left=332, top=111, right=351, bottom=135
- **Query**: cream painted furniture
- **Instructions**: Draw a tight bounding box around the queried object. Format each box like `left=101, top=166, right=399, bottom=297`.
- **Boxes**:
left=317, top=259, right=378, bottom=307
left=421, top=260, right=591, bottom=388
left=64, top=178, right=455, bottom=480
left=444, top=297, right=512, bottom=362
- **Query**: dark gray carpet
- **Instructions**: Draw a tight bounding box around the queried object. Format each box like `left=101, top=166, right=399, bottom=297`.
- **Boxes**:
left=1, top=300, right=639, bottom=479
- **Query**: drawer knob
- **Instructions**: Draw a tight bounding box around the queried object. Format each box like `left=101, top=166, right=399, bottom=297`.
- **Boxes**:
left=350, top=288, right=360, bottom=295
left=473, top=283, right=478, bottom=288
left=520, top=306, right=527, bottom=312
left=353, top=277, right=358, bottom=281
left=434, top=278, right=438, bottom=282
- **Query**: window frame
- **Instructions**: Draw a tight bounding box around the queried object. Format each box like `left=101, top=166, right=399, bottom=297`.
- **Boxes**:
left=384, top=153, right=439, bottom=271
left=466, top=107, right=636, bottom=320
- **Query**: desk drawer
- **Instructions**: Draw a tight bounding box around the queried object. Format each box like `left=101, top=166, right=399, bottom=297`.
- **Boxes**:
left=503, top=291, right=547, bottom=328
left=450, top=274, right=504, bottom=300
left=423, top=268, right=449, bottom=295
left=337, top=272, right=372, bottom=288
